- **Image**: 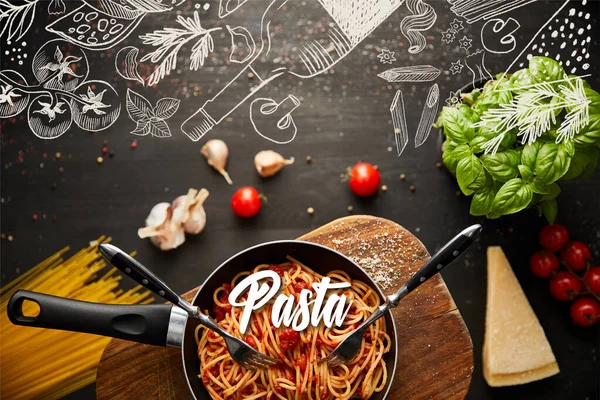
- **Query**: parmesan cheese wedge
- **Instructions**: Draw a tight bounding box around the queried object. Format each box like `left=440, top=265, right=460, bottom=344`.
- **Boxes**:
left=483, top=246, right=559, bottom=386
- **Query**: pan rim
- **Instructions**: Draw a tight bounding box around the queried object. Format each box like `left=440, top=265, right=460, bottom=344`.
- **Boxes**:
left=181, top=239, right=399, bottom=400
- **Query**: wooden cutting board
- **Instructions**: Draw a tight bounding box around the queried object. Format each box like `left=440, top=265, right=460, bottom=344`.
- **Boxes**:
left=96, top=216, right=473, bottom=400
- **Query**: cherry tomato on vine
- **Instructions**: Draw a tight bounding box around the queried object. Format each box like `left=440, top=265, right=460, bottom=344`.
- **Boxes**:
left=570, top=297, right=600, bottom=327
left=539, top=223, right=569, bottom=253
left=560, top=241, right=591, bottom=271
left=530, top=251, right=560, bottom=278
left=349, top=162, right=380, bottom=197
left=231, top=186, right=262, bottom=218
left=549, top=271, right=582, bottom=301
left=583, top=267, right=600, bottom=296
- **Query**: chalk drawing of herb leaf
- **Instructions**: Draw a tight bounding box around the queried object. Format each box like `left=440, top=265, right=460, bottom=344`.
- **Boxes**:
left=126, top=89, right=180, bottom=138
left=0, top=0, right=37, bottom=41
left=140, top=11, right=220, bottom=86
left=474, top=76, right=590, bottom=154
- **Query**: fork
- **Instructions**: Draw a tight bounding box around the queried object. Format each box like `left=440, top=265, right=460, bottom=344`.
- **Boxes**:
left=98, top=243, right=279, bottom=370
left=319, top=224, right=482, bottom=367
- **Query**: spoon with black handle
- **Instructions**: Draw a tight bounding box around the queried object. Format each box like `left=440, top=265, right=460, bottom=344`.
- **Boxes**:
left=319, top=224, right=482, bottom=367
left=98, top=244, right=279, bottom=370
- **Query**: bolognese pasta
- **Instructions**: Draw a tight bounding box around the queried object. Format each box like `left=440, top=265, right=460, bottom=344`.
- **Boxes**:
left=195, top=257, right=391, bottom=400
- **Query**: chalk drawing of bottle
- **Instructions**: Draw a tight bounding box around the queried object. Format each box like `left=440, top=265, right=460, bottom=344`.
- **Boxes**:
left=181, top=0, right=404, bottom=141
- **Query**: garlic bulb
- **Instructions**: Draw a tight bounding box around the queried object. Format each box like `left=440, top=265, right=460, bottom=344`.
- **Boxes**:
left=201, top=139, right=232, bottom=184
left=184, top=189, right=209, bottom=234
left=254, top=150, right=294, bottom=178
left=138, top=188, right=209, bottom=251
left=138, top=203, right=186, bottom=251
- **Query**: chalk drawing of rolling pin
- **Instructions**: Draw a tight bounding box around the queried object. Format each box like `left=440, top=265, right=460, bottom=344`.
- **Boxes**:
left=250, top=95, right=301, bottom=144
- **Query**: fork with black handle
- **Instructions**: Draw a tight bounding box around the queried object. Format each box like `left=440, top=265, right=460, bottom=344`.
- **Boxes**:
left=98, top=244, right=278, bottom=370
left=319, top=224, right=482, bottom=367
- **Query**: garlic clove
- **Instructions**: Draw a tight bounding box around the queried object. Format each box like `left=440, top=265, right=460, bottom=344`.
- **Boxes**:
left=150, top=223, right=186, bottom=251
left=171, top=189, right=198, bottom=226
left=201, top=139, right=232, bottom=185
left=138, top=202, right=172, bottom=239
left=254, top=150, right=294, bottom=178
left=184, top=188, right=209, bottom=234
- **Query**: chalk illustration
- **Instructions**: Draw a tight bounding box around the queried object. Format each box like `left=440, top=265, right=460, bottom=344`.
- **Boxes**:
left=115, top=46, right=145, bottom=85
left=181, top=0, right=405, bottom=141
left=447, top=0, right=536, bottom=24
left=0, top=0, right=37, bottom=42
left=442, top=28, right=457, bottom=44
left=249, top=96, right=301, bottom=145
left=399, top=0, right=436, bottom=54
left=377, top=48, right=396, bottom=64
left=495, top=0, right=571, bottom=86
left=458, top=36, right=473, bottom=51
left=390, top=90, right=409, bottom=156
left=464, top=49, right=493, bottom=86
left=227, top=25, right=256, bottom=64
left=126, top=89, right=180, bottom=138
left=219, top=0, right=250, bottom=18
left=474, top=76, right=590, bottom=154
left=48, top=0, right=66, bottom=15
left=44, top=0, right=185, bottom=51
left=449, top=18, right=464, bottom=33
left=414, top=83, right=439, bottom=147
left=377, top=65, right=441, bottom=82
left=481, top=18, right=521, bottom=54
left=0, top=40, right=120, bottom=139
left=140, top=11, right=221, bottom=86
left=523, top=4, right=593, bottom=73
left=450, top=60, right=464, bottom=75
left=446, top=90, right=462, bottom=106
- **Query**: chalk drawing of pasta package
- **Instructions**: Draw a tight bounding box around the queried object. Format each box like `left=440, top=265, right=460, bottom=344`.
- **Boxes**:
left=181, top=0, right=405, bottom=142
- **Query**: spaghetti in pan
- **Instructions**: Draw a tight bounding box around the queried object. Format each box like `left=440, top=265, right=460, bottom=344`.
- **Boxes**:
left=195, top=257, right=391, bottom=400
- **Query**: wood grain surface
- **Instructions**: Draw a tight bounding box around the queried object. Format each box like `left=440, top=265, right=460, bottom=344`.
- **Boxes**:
left=96, top=215, right=473, bottom=400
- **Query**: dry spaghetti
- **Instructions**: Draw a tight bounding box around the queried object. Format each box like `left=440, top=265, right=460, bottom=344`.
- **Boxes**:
left=0, top=237, right=154, bottom=400
left=195, top=257, right=391, bottom=400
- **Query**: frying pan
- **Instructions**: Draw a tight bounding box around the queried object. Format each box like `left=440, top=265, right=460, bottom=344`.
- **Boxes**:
left=8, top=240, right=398, bottom=399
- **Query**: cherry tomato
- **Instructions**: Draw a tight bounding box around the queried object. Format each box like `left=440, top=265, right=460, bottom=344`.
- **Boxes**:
left=549, top=271, right=583, bottom=301
left=583, top=267, right=600, bottom=296
left=530, top=251, right=560, bottom=278
left=539, top=223, right=569, bottom=252
left=570, top=297, right=600, bottom=327
left=560, top=241, right=591, bottom=271
left=349, top=162, right=380, bottom=197
left=231, top=186, right=262, bottom=218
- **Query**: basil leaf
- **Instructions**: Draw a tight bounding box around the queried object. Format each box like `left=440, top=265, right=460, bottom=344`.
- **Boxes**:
left=480, top=149, right=520, bottom=182
left=541, top=183, right=561, bottom=201
left=470, top=178, right=496, bottom=217
left=474, top=85, right=513, bottom=114
left=538, top=199, right=558, bottom=224
left=443, top=105, right=477, bottom=144
left=521, top=142, right=543, bottom=170
left=561, top=146, right=599, bottom=180
left=443, top=143, right=472, bottom=174
left=488, top=178, right=534, bottom=218
left=509, top=69, right=535, bottom=91
left=574, top=115, right=600, bottom=146
left=532, top=142, right=572, bottom=186
left=529, top=56, right=565, bottom=84
left=518, top=165, right=534, bottom=181
left=474, top=121, right=517, bottom=152
left=456, top=154, right=486, bottom=195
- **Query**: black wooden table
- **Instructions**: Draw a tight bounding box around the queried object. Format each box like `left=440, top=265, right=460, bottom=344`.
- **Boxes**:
left=1, top=1, right=599, bottom=399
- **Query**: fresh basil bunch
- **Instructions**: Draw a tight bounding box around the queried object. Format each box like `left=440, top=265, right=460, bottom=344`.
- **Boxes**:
left=434, top=56, right=600, bottom=223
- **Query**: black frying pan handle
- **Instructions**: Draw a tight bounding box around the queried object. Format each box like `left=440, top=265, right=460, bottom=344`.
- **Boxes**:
left=7, top=290, right=172, bottom=346
left=99, top=244, right=181, bottom=306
